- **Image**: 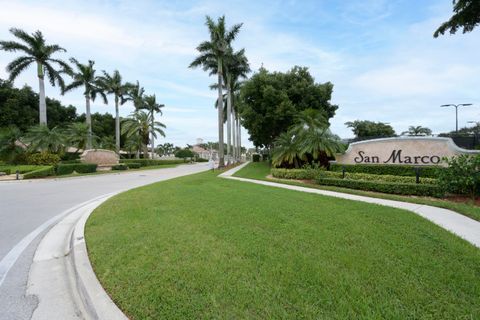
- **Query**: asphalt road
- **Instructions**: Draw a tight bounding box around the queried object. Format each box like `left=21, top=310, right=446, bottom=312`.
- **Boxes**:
left=0, top=163, right=209, bottom=320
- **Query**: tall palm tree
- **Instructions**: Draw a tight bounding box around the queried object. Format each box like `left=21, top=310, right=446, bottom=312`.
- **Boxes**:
left=142, top=94, right=165, bottom=158
left=63, top=58, right=107, bottom=149
left=98, top=70, right=131, bottom=153
left=0, top=28, right=71, bottom=125
left=127, top=80, right=145, bottom=110
left=189, top=15, right=242, bottom=167
left=121, top=111, right=165, bottom=159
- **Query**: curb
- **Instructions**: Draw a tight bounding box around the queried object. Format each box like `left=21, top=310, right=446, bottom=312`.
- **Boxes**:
left=220, top=162, right=480, bottom=248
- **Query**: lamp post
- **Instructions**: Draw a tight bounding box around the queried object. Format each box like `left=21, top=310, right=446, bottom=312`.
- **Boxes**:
left=441, top=103, right=473, bottom=133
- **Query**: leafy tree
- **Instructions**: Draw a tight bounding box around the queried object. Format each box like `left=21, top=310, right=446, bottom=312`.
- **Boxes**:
left=63, top=59, right=107, bottom=149
left=98, top=70, right=132, bottom=153
left=141, top=94, right=165, bottom=158
left=0, top=79, right=78, bottom=131
left=24, top=124, right=65, bottom=154
left=77, top=112, right=115, bottom=140
left=434, top=0, right=480, bottom=37
left=401, top=126, right=432, bottom=136
left=121, top=111, right=165, bottom=158
left=175, top=148, right=195, bottom=161
left=438, top=154, right=480, bottom=199
left=0, top=28, right=71, bottom=124
left=190, top=15, right=243, bottom=167
left=239, top=66, right=338, bottom=148
left=345, top=120, right=396, bottom=139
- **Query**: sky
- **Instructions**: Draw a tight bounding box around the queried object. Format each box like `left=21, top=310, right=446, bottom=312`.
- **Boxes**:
left=0, top=0, right=478, bottom=148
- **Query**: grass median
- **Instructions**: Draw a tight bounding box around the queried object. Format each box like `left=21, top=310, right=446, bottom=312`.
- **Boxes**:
left=86, top=169, right=479, bottom=319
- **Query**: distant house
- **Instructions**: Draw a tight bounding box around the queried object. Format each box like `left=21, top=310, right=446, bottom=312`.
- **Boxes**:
left=191, top=138, right=218, bottom=160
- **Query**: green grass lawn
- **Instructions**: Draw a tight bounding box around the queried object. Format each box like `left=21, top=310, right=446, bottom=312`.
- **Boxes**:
left=235, top=162, right=480, bottom=222
left=54, top=163, right=180, bottom=178
left=86, top=169, right=480, bottom=319
left=0, top=164, right=50, bottom=174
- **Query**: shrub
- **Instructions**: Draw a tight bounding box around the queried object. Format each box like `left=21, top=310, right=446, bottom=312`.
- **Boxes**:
left=27, top=152, right=61, bottom=165
left=271, top=168, right=318, bottom=180
left=112, top=164, right=128, bottom=170
left=195, top=158, right=209, bottom=163
left=56, top=163, right=97, bottom=175
left=61, top=159, right=82, bottom=164
left=126, top=163, right=141, bottom=169
left=175, top=149, right=195, bottom=161
left=0, top=169, right=12, bottom=175
left=23, top=166, right=55, bottom=179
left=437, top=154, right=480, bottom=199
left=252, top=154, right=261, bottom=162
left=329, top=163, right=443, bottom=178
left=120, top=159, right=184, bottom=167
left=316, top=178, right=443, bottom=197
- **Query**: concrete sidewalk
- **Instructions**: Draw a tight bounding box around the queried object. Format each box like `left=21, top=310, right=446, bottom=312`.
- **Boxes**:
left=221, top=162, right=480, bottom=248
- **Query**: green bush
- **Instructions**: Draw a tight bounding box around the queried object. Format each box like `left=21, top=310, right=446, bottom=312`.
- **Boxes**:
left=126, top=163, right=141, bottom=169
left=329, top=163, right=443, bottom=178
left=61, top=159, right=82, bottom=164
left=437, top=154, right=480, bottom=198
left=0, top=168, right=11, bottom=175
left=316, top=178, right=443, bottom=197
left=27, top=152, right=61, bottom=165
left=112, top=164, right=128, bottom=170
left=252, top=154, right=261, bottom=162
left=120, top=159, right=184, bottom=167
left=195, top=158, right=209, bottom=163
left=23, top=166, right=55, bottom=179
left=175, top=149, right=195, bottom=161
left=56, top=163, right=97, bottom=175
left=272, top=168, right=437, bottom=185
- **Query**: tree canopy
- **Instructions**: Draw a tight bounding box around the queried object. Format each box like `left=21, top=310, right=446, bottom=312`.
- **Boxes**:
left=238, top=66, right=338, bottom=148
left=434, top=0, right=480, bottom=37
left=345, top=120, right=396, bottom=139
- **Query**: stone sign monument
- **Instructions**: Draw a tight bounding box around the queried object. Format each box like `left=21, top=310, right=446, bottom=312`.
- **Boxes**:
left=334, top=137, right=479, bottom=167
left=80, top=149, right=119, bottom=166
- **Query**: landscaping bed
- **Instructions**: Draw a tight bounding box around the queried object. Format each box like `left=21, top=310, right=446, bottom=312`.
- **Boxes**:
left=86, top=170, right=480, bottom=319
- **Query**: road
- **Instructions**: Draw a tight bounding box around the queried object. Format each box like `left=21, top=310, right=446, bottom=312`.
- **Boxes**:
left=0, top=163, right=209, bottom=320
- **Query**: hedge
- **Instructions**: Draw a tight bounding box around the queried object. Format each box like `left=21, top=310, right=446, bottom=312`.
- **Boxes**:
left=56, top=163, right=97, bottom=175
left=252, top=154, right=261, bottom=162
left=316, top=177, right=443, bottom=197
left=329, top=163, right=444, bottom=178
left=60, top=159, right=82, bottom=164
left=112, top=164, right=128, bottom=170
left=126, top=163, right=141, bottom=169
left=195, top=158, right=209, bottom=163
left=120, top=159, right=184, bottom=167
left=26, top=152, right=61, bottom=165
left=23, top=166, right=55, bottom=179
left=272, top=168, right=438, bottom=185
left=0, top=169, right=11, bottom=175
left=0, top=165, right=50, bottom=174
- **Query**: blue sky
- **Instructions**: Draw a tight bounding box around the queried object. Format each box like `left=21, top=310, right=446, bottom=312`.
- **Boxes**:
left=0, top=0, right=479, bottom=147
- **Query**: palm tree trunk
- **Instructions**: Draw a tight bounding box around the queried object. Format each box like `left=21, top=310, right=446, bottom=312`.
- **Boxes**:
left=226, top=74, right=232, bottom=163
left=150, top=113, right=155, bottom=159
left=37, top=62, right=47, bottom=125
left=238, top=117, right=242, bottom=161
left=115, top=95, right=120, bottom=154
left=85, top=95, right=92, bottom=149
left=217, top=60, right=225, bottom=167
left=232, top=108, right=237, bottom=162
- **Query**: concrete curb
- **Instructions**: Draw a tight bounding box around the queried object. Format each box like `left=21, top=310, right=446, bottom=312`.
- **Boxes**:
left=220, top=162, right=480, bottom=248
left=27, top=193, right=129, bottom=319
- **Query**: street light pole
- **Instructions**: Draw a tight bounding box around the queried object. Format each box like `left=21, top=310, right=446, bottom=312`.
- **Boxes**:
left=440, top=103, right=473, bottom=133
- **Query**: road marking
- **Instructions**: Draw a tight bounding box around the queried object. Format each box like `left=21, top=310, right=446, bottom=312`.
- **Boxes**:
left=0, top=193, right=114, bottom=287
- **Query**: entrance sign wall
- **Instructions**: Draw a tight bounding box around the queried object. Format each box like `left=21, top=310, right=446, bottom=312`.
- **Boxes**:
left=334, top=137, right=480, bottom=167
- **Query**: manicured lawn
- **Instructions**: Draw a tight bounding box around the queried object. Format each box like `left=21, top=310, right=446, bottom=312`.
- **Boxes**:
left=54, top=164, right=179, bottom=178
left=86, top=169, right=480, bottom=319
left=235, top=162, right=480, bottom=222
left=0, top=164, right=50, bottom=174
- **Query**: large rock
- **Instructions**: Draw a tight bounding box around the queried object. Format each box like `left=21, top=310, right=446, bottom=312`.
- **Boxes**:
left=80, top=149, right=119, bottom=166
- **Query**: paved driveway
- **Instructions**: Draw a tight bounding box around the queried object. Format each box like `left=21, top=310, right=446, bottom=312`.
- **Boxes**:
left=0, top=163, right=209, bottom=320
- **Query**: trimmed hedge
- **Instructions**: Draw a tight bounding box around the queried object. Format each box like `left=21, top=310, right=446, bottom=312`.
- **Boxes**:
left=120, top=159, right=184, bottom=167
left=0, top=165, right=50, bottom=174
left=112, top=164, right=128, bottom=170
left=126, top=163, right=141, bottom=169
left=0, top=169, right=12, bottom=175
left=316, top=178, right=443, bottom=197
left=56, top=163, right=97, bottom=175
left=272, top=168, right=437, bottom=185
left=60, top=159, right=82, bottom=164
left=329, top=163, right=444, bottom=178
left=23, top=166, right=55, bottom=179
left=195, top=158, right=209, bottom=163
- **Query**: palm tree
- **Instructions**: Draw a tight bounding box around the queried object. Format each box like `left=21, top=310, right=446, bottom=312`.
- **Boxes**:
left=127, top=80, right=145, bottom=110
left=24, top=124, right=65, bottom=154
left=0, top=125, right=23, bottom=163
left=63, top=58, right=107, bottom=149
left=121, top=111, right=165, bottom=158
left=65, top=122, right=95, bottom=153
left=142, top=94, right=165, bottom=158
left=97, top=70, right=132, bottom=153
left=189, top=15, right=243, bottom=167
left=401, top=126, right=432, bottom=136
left=272, top=132, right=304, bottom=168
left=0, top=28, right=71, bottom=125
